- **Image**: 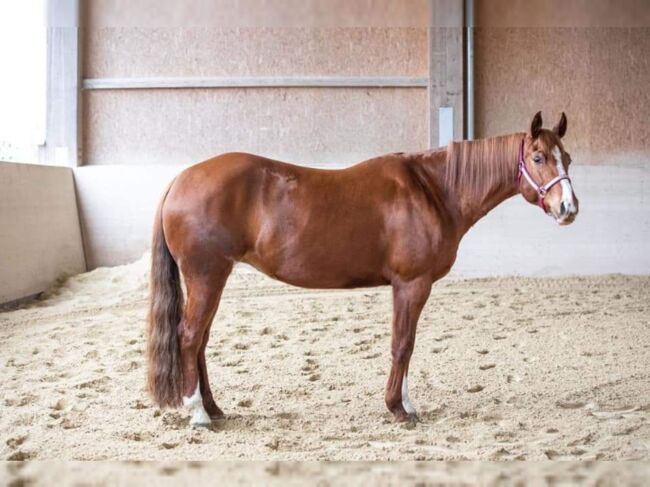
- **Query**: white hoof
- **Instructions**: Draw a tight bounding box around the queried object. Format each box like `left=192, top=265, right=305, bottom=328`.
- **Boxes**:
left=189, top=409, right=211, bottom=427
left=183, top=380, right=211, bottom=427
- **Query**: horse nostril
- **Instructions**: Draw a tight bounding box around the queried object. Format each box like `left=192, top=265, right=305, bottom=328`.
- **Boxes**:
left=560, top=201, right=567, bottom=216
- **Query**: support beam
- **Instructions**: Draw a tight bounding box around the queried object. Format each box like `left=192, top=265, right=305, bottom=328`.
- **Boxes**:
left=41, top=0, right=80, bottom=166
left=82, top=76, right=429, bottom=90
left=428, top=0, right=464, bottom=148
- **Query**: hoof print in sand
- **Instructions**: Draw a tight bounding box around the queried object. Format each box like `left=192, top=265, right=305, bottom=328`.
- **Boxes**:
left=479, top=363, right=496, bottom=370
left=6, top=435, right=27, bottom=449
left=161, top=411, right=188, bottom=430
left=6, top=450, right=35, bottom=461
left=466, top=385, right=485, bottom=393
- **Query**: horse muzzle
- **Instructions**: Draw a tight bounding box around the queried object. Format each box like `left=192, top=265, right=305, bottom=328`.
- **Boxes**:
left=553, top=199, right=579, bottom=225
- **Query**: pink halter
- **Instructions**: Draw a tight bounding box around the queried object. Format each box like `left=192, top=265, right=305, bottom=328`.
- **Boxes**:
left=517, top=140, right=570, bottom=212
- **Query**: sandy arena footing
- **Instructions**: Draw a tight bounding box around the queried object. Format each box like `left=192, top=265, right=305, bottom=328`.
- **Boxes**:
left=1, top=255, right=649, bottom=461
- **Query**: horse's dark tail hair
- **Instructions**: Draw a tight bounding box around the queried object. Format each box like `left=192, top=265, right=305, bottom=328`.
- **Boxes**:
left=146, top=182, right=184, bottom=408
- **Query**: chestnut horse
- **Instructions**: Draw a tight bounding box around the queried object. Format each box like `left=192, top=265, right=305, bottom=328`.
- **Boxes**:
left=147, top=112, right=578, bottom=425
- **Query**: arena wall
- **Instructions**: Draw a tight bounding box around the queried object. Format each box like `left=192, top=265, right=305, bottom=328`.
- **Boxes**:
left=74, top=0, right=650, bottom=274
left=0, top=162, right=85, bottom=303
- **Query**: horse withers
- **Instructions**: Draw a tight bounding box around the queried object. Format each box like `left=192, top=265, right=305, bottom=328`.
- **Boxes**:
left=147, top=112, right=578, bottom=425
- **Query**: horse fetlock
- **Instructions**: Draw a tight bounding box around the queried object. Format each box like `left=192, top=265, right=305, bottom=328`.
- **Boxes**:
left=389, top=405, right=412, bottom=423
left=385, top=392, right=404, bottom=414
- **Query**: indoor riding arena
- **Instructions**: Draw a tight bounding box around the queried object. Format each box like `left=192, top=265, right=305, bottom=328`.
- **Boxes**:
left=1, top=0, right=649, bottom=484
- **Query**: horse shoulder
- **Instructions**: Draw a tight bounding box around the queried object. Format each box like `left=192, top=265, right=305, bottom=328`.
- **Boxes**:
left=382, top=157, right=461, bottom=280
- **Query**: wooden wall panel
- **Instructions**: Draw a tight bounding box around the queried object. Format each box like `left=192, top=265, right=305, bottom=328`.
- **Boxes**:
left=474, top=0, right=650, bottom=164
left=81, top=2, right=432, bottom=167
left=83, top=0, right=430, bottom=28
left=474, top=27, right=650, bottom=164
left=84, top=27, right=428, bottom=78
left=83, top=88, right=428, bottom=166
left=475, top=0, right=650, bottom=27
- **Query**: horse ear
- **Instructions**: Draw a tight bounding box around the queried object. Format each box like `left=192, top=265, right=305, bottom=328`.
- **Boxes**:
left=553, top=112, right=567, bottom=138
left=530, top=111, right=543, bottom=138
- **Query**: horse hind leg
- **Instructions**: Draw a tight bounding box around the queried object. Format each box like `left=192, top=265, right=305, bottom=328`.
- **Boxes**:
left=198, top=303, right=225, bottom=418
left=179, top=263, right=232, bottom=426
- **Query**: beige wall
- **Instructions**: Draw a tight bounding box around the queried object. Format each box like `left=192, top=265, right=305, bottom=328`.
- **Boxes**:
left=82, top=3, right=431, bottom=167
left=83, top=0, right=431, bottom=29
left=474, top=1, right=650, bottom=164
left=456, top=164, right=650, bottom=277
left=74, top=165, right=181, bottom=268
left=475, top=0, right=650, bottom=27
left=470, top=0, right=650, bottom=278
left=75, top=163, right=650, bottom=275
left=84, top=27, right=428, bottom=78
left=78, top=1, right=436, bottom=266
left=0, top=162, right=86, bottom=304
left=84, top=88, right=427, bottom=166
left=75, top=0, right=650, bottom=274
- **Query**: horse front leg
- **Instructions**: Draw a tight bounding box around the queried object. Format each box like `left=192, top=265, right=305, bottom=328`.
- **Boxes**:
left=385, top=276, right=432, bottom=422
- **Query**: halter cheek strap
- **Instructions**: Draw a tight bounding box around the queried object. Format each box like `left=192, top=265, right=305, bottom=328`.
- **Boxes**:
left=517, top=140, right=571, bottom=212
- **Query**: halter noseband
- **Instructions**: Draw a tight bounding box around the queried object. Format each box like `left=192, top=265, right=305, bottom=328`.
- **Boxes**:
left=516, top=139, right=571, bottom=212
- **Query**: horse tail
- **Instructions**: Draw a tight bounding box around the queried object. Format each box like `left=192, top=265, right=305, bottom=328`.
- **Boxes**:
left=146, top=181, right=184, bottom=408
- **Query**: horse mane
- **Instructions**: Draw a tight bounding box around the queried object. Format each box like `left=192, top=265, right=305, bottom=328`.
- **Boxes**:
left=444, top=133, right=524, bottom=197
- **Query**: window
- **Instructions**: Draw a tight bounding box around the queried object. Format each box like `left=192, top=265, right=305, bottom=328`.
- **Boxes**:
left=0, top=1, right=47, bottom=163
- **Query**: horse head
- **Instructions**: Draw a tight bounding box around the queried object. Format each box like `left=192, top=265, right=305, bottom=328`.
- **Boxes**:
left=518, top=111, right=579, bottom=225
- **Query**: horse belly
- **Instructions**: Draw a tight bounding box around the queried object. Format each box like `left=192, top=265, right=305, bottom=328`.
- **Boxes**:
left=244, top=223, right=389, bottom=289
left=252, top=261, right=390, bottom=289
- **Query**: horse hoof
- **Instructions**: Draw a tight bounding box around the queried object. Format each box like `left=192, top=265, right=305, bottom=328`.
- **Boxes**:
left=208, top=409, right=225, bottom=420
left=204, top=402, right=225, bottom=419
left=393, top=410, right=409, bottom=422
left=190, top=418, right=212, bottom=428
left=393, top=410, right=420, bottom=424
left=189, top=409, right=212, bottom=427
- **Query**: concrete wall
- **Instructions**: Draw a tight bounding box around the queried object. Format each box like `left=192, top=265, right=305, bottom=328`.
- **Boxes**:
left=74, top=165, right=181, bottom=267
left=74, top=162, right=650, bottom=275
left=456, top=164, right=650, bottom=277
left=0, top=162, right=86, bottom=304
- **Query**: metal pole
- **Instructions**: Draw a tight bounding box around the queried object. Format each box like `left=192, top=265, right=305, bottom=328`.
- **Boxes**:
left=465, top=0, right=474, bottom=140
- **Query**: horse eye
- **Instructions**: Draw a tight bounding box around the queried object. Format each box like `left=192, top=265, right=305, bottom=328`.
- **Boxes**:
left=533, top=154, right=543, bottom=164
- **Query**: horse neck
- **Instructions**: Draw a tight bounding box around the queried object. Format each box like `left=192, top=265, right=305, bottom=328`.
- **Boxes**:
left=441, top=133, right=524, bottom=234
